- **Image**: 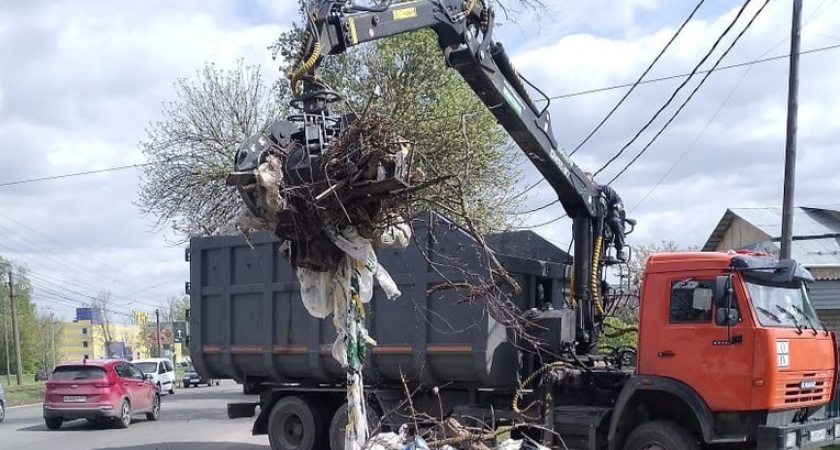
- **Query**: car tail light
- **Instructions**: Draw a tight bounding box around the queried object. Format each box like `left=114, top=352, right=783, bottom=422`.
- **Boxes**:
left=94, top=381, right=113, bottom=388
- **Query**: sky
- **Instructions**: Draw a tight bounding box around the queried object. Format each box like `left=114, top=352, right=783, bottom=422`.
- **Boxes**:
left=0, top=0, right=838, bottom=321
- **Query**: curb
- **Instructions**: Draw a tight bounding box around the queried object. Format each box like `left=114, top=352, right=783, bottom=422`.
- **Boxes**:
left=8, top=403, right=42, bottom=409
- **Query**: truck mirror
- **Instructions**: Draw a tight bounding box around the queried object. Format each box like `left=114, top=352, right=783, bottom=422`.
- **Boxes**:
left=714, top=275, right=732, bottom=307
left=715, top=308, right=739, bottom=327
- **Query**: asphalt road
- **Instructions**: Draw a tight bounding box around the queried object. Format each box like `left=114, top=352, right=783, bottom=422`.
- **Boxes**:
left=0, top=380, right=270, bottom=450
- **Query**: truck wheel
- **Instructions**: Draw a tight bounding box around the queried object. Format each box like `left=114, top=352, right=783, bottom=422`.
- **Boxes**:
left=623, top=421, right=700, bottom=450
left=329, top=403, right=381, bottom=450
left=268, top=396, right=325, bottom=450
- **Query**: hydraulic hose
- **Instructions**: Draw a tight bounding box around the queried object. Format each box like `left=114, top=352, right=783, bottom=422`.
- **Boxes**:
left=604, top=326, right=638, bottom=338
left=590, top=235, right=605, bottom=317
left=287, top=30, right=312, bottom=80
left=512, top=361, right=564, bottom=416
left=568, top=261, right=576, bottom=307
left=290, top=42, right=322, bottom=96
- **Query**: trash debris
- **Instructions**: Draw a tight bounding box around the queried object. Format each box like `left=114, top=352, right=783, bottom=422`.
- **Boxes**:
left=492, top=439, right=549, bottom=450
left=226, top=113, right=418, bottom=270
left=365, top=432, right=403, bottom=450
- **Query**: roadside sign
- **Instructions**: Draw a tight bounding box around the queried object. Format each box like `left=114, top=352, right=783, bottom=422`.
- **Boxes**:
left=173, top=321, right=187, bottom=343
left=145, top=325, right=174, bottom=345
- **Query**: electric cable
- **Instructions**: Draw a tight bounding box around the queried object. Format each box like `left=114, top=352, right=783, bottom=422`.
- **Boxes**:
left=570, top=0, right=708, bottom=156
left=0, top=215, right=172, bottom=306
left=628, top=0, right=839, bottom=210
left=594, top=0, right=755, bottom=177
left=0, top=43, right=837, bottom=189
left=606, top=0, right=772, bottom=185
left=0, top=163, right=156, bottom=188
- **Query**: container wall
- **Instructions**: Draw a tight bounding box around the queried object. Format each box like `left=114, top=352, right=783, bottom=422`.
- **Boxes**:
left=189, top=212, right=569, bottom=388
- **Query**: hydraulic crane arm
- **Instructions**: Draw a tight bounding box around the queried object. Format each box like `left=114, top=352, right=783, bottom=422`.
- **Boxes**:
left=282, top=0, right=608, bottom=348
left=293, top=0, right=600, bottom=219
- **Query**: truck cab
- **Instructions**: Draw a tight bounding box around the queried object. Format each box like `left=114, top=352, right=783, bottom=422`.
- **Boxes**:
left=618, top=251, right=839, bottom=449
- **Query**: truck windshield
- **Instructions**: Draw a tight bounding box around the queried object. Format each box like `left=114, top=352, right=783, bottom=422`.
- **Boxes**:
left=745, top=281, right=820, bottom=329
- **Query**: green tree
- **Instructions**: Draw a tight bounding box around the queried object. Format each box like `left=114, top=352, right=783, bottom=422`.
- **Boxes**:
left=0, top=259, right=42, bottom=374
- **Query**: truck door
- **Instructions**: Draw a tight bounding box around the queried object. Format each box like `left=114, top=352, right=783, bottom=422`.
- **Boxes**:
left=643, top=278, right=755, bottom=411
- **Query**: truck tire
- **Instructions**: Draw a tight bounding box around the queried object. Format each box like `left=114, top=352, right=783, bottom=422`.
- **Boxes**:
left=329, top=403, right=381, bottom=450
left=623, top=421, right=700, bottom=450
left=268, top=396, right=325, bottom=450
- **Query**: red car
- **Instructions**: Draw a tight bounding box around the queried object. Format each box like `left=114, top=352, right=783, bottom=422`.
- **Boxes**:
left=43, top=359, right=160, bottom=429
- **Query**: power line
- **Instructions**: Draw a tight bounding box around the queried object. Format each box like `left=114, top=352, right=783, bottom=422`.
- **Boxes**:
left=607, top=0, right=772, bottom=185
left=594, top=0, right=756, bottom=177
left=627, top=0, right=833, bottom=212
left=630, top=62, right=749, bottom=213
left=0, top=162, right=155, bottom=188
left=0, top=43, right=836, bottom=190
left=570, top=0, right=707, bottom=156
left=0, top=216, right=173, bottom=309
left=16, top=273, right=132, bottom=318
left=542, top=43, right=840, bottom=102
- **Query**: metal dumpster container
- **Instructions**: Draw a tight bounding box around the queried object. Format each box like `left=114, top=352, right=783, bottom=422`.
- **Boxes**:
left=188, top=211, right=570, bottom=389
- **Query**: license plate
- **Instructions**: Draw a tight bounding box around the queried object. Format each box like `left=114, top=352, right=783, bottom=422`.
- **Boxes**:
left=63, top=395, right=86, bottom=403
left=810, top=428, right=827, bottom=442
left=801, top=380, right=817, bottom=390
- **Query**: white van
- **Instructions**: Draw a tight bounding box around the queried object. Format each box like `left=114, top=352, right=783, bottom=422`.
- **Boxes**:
left=132, top=358, right=176, bottom=394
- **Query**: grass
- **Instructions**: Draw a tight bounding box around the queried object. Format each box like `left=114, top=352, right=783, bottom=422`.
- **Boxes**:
left=3, top=374, right=46, bottom=407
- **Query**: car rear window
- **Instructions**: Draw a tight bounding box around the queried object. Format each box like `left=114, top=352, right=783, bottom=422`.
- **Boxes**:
left=51, top=366, right=107, bottom=381
left=134, top=362, right=158, bottom=374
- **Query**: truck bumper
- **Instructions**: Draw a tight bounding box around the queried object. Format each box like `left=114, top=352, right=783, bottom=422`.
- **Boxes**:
left=756, top=416, right=840, bottom=449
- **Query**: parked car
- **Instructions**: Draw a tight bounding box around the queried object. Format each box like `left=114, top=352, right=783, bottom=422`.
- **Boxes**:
left=43, top=359, right=160, bottom=430
left=132, top=358, right=176, bottom=394
left=35, top=369, right=49, bottom=382
left=0, top=377, right=5, bottom=423
left=181, top=366, right=217, bottom=388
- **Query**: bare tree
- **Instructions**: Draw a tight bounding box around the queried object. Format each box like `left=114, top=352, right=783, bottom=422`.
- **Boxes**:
left=90, top=291, right=116, bottom=359
left=36, top=311, right=61, bottom=371
left=158, top=295, right=189, bottom=324
left=137, top=60, right=284, bottom=242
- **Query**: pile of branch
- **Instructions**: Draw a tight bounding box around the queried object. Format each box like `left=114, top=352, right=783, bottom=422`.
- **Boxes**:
left=233, top=113, right=423, bottom=271
left=279, top=115, right=410, bottom=244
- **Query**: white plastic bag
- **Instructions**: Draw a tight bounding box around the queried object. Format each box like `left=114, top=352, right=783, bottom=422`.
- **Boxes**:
left=493, top=440, right=523, bottom=450
left=329, top=227, right=401, bottom=301
left=365, top=432, right=402, bottom=450
left=296, top=267, right=335, bottom=318
left=379, top=221, right=412, bottom=249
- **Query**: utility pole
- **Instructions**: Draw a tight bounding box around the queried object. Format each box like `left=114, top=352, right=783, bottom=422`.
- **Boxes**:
left=51, top=315, right=57, bottom=370
left=780, top=0, right=802, bottom=260
left=156, top=309, right=162, bottom=358
left=1, top=289, right=10, bottom=385
left=9, top=272, right=23, bottom=385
